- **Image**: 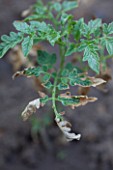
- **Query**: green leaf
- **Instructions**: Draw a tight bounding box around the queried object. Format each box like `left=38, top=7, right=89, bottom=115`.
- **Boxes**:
left=62, top=1, right=78, bottom=12
left=42, top=73, right=51, bottom=83
left=61, top=13, right=73, bottom=24
left=57, top=83, right=69, bottom=90
left=30, top=21, right=61, bottom=46
left=65, top=63, right=74, bottom=72
left=47, top=25, right=61, bottom=46
left=30, top=21, right=49, bottom=32
left=58, top=94, right=97, bottom=108
left=42, top=81, right=53, bottom=89
left=65, top=43, right=77, bottom=56
left=69, top=77, right=92, bottom=87
left=37, top=50, right=57, bottom=66
left=13, top=21, right=31, bottom=34
left=58, top=96, right=80, bottom=106
left=25, top=14, right=48, bottom=21
left=105, top=37, right=113, bottom=55
left=40, top=95, right=49, bottom=104
left=88, top=19, right=102, bottom=31
left=22, top=36, right=34, bottom=56
left=69, top=68, right=78, bottom=78
left=61, top=77, right=68, bottom=84
left=103, top=22, right=113, bottom=35
left=107, top=22, right=113, bottom=34
left=25, top=67, right=43, bottom=77
left=50, top=2, right=62, bottom=12
left=72, top=18, right=84, bottom=40
left=0, top=32, right=23, bottom=58
left=61, top=69, right=69, bottom=77
left=83, top=46, right=100, bottom=74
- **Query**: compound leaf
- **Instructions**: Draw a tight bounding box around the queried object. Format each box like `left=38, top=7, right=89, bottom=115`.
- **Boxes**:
left=83, top=46, right=100, bottom=74
left=22, top=36, right=34, bottom=56
left=105, top=37, right=113, bottom=55
left=58, top=92, right=97, bottom=109
left=0, top=32, right=23, bottom=58
left=37, top=50, right=57, bottom=66
left=62, top=1, right=78, bottom=12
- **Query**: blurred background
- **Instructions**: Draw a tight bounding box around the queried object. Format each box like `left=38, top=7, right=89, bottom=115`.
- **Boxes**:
left=0, top=0, right=113, bottom=170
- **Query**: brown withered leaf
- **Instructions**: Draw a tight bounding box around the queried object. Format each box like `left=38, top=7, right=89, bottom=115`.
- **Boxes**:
left=21, top=6, right=32, bottom=17
left=96, top=69, right=112, bottom=92
left=59, top=92, right=97, bottom=109
left=71, top=95, right=97, bottom=109
left=77, top=76, right=106, bottom=87
left=12, top=69, right=32, bottom=79
left=78, top=87, right=90, bottom=95
left=9, top=45, right=34, bottom=71
left=55, top=118, right=81, bottom=141
left=9, top=44, right=42, bottom=72
left=38, top=91, right=47, bottom=98
left=34, top=77, right=45, bottom=92
left=21, top=98, right=41, bottom=121
left=89, top=77, right=106, bottom=87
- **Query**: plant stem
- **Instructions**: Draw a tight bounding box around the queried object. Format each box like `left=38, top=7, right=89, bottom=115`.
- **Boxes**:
left=52, top=73, right=59, bottom=117
left=52, top=45, right=66, bottom=119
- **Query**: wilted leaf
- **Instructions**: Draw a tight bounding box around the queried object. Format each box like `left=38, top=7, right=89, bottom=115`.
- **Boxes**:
left=58, top=92, right=97, bottom=109
left=21, top=98, right=40, bottom=121
left=87, top=77, right=106, bottom=87
left=74, top=76, right=106, bottom=87
left=96, top=70, right=112, bottom=92
left=67, top=68, right=106, bottom=87
left=55, top=118, right=81, bottom=141
left=38, top=91, right=47, bottom=98
left=12, top=69, right=28, bottom=79
left=78, top=87, right=90, bottom=95
left=9, top=46, right=28, bottom=71
left=21, top=7, right=32, bottom=17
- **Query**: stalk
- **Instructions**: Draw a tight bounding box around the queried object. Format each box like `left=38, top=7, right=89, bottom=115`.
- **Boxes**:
left=52, top=45, right=66, bottom=119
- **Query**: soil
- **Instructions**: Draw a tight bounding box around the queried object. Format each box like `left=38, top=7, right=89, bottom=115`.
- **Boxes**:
left=0, top=0, right=113, bottom=170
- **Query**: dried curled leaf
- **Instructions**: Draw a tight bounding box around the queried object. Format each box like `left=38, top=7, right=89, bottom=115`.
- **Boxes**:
left=96, top=70, right=112, bottom=92
left=21, top=98, right=40, bottom=121
left=89, top=77, right=106, bottom=87
left=12, top=70, right=25, bottom=79
left=21, top=7, right=32, bottom=17
left=55, top=118, right=81, bottom=141
left=72, top=76, right=106, bottom=87
left=59, top=92, right=97, bottom=109
left=12, top=68, right=32, bottom=79
left=78, top=87, right=90, bottom=95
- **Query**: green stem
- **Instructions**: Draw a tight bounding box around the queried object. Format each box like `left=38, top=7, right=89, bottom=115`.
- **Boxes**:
left=52, top=73, right=59, bottom=117
left=52, top=45, right=66, bottom=119
left=105, top=54, right=113, bottom=59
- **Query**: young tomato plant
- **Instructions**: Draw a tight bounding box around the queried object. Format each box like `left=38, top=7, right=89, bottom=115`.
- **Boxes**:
left=0, top=0, right=113, bottom=141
